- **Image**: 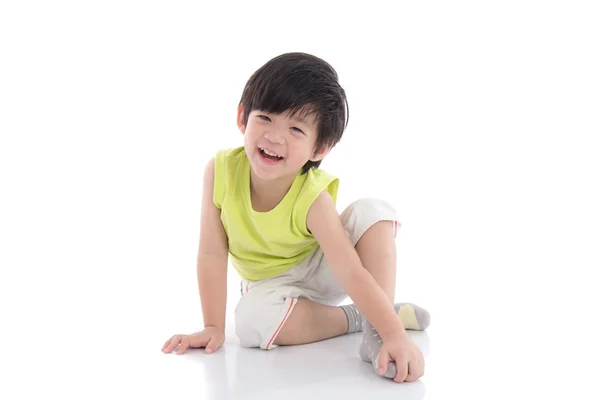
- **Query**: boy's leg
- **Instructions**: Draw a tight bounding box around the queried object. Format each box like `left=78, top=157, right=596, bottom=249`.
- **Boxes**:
left=236, top=291, right=362, bottom=348
left=274, top=216, right=398, bottom=346
left=342, top=198, right=430, bottom=379
left=234, top=247, right=362, bottom=348
left=273, top=299, right=348, bottom=345
left=355, top=219, right=396, bottom=302
left=234, top=199, right=429, bottom=361
left=274, top=199, right=429, bottom=350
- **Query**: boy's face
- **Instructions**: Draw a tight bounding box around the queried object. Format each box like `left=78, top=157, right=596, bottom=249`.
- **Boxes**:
left=237, top=105, right=327, bottom=181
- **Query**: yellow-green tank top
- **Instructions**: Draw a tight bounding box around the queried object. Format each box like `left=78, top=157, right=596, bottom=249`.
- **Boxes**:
left=213, top=147, right=339, bottom=281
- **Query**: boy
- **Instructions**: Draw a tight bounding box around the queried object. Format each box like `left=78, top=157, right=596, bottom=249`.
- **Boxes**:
left=162, top=53, right=430, bottom=383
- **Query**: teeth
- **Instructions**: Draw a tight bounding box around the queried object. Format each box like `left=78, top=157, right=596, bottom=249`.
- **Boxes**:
left=261, top=148, right=282, bottom=158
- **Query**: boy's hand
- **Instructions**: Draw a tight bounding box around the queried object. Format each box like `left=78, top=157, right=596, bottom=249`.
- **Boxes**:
left=378, top=331, right=425, bottom=383
left=161, top=326, right=224, bottom=355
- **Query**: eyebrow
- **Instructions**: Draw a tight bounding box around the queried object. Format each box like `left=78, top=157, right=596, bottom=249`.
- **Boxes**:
left=290, top=115, right=312, bottom=126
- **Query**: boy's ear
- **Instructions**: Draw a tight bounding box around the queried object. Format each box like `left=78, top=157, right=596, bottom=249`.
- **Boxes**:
left=237, top=104, right=246, bottom=134
left=310, top=146, right=331, bottom=162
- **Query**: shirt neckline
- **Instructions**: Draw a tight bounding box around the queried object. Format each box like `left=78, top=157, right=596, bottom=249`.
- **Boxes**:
left=242, top=155, right=304, bottom=217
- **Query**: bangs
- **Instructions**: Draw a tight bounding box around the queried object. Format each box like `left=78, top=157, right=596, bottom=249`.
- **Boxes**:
left=244, top=70, right=329, bottom=126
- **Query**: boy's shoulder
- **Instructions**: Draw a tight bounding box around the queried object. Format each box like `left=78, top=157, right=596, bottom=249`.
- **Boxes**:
left=303, top=164, right=338, bottom=184
left=297, top=166, right=340, bottom=207
left=215, top=146, right=246, bottom=160
left=214, top=146, right=247, bottom=173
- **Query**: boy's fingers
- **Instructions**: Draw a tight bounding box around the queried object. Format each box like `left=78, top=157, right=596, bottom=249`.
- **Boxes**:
left=205, top=337, right=219, bottom=354
left=166, top=335, right=184, bottom=353
left=204, top=338, right=214, bottom=354
left=394, top=359, right=409, bottom=383
left=162, top=336, right=176, bottom=351
left=404, top=367, right=419, bottom=382
left=377, top=350, right=389, bottom=375
left=405, top=359, right=423, bottom=382
left=176, top=338, right=190, bottom=355
left=162, top=337, right=176, bottom=352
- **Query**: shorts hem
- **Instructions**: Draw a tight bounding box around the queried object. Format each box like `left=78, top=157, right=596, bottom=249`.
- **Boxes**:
left=259, top=297, right=298, bottom=350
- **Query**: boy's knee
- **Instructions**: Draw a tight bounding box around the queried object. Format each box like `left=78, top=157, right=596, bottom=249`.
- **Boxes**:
left=342, top=197, right=395, bottom=217
left=340, top=198, right=399, bottom=244
left=234, top=298, right=264, bottom=348
left=234, top=293, right=298, bottom=350
left=235, top=320, right=262, bottom=349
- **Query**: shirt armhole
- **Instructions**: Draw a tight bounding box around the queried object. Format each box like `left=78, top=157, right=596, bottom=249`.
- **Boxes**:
left=295, top=172, right=339, bottom=236
left=213, top=151, right=226, bottom=209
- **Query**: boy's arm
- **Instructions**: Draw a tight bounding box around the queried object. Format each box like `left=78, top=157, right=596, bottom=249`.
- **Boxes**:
left=306, top=191, right=405, bottom=341
left=197, top=157, right=229, bottom=331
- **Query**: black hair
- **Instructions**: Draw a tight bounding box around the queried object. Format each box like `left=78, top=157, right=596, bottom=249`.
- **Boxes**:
left=239, top=52, right=349, bottom=174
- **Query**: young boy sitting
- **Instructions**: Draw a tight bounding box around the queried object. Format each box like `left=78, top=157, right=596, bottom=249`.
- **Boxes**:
left=162, top=52, right=430, bottom=383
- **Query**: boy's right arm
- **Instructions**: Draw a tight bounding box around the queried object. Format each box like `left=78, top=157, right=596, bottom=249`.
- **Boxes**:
left=197, top=157, right=229, bottom=331
left=162, top=157, right=229, bottom=355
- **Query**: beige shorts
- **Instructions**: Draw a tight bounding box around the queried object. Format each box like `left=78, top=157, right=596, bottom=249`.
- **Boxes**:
left=234, top=197, right=399, bottom=350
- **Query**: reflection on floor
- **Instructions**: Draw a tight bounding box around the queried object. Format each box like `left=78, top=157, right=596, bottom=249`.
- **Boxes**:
left=190, top=329, right=430, bottom=399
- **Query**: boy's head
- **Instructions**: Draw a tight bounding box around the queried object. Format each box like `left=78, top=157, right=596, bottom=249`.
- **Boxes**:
left=237, top=52, right=348, bottom=178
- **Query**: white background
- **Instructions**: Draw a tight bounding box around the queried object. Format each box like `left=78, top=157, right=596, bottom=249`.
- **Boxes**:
left=1, top=1, right=599, bottom=399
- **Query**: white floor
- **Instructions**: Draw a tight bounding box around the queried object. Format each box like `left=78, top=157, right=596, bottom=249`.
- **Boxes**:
left=159, top=329, right=431, bottom=400
left=4, top=258, right=598, bottom=400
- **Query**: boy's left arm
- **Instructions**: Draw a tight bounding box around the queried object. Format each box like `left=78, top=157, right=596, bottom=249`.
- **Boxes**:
left=306, top=191, right=405, bottom=340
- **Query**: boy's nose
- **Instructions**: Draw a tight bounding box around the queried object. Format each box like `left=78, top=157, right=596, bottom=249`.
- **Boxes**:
left=263, top=131, right=284, bottom=144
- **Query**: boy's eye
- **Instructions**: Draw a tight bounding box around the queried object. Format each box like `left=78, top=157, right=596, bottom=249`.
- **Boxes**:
left=258, top=115, right=271, bottom=122
left=291, top=127, right=305, bottom=135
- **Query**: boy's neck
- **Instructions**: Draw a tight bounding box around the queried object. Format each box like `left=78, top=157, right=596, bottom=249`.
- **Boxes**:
left=249, top=170, right=298, bottom=213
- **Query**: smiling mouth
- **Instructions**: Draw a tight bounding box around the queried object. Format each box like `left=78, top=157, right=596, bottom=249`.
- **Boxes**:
left=259, top=147, right=284, bottom=161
